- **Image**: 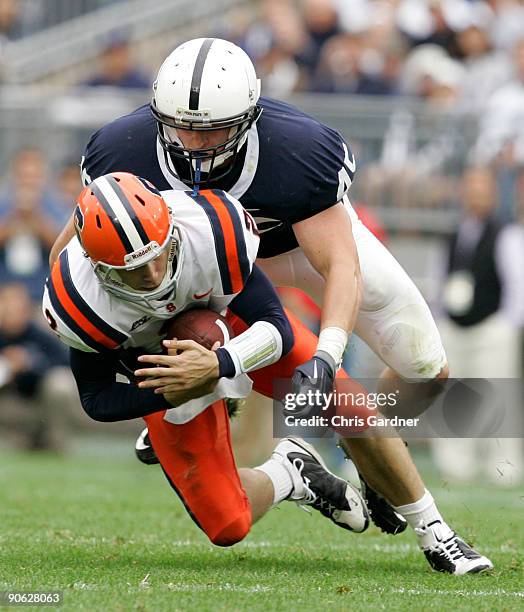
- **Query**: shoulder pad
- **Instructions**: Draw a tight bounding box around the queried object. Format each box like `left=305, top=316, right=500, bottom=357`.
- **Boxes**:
left=44, top=250, right=129, bottom=352
left=186, top=189, right=259, bottom=295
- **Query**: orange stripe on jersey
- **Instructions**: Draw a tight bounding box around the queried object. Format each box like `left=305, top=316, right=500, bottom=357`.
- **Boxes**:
left=202, top=190, right=245, bottom=294
left=50, top=259, right=120, bottom=350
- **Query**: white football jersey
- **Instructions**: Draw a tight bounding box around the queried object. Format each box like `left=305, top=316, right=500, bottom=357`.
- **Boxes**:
left=42, top=189, right=260, bottom=355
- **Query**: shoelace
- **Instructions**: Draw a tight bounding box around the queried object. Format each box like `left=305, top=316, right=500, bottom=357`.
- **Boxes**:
left=415, top=526, right=463, bottom=561
left=291, top=458, right=318, bottom=508
left=442, top=534, right=467, bottom=561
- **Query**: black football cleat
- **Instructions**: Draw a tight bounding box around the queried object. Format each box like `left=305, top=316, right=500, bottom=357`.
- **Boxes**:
left=338, top=440, right=407, bottom=535
left=273, top=437, right=369, bottom=532
left=416, top=520, right=493, bottom=574
left=359, top=476, right=408, bottom=535
left=135, top=428, right=159, bottom=465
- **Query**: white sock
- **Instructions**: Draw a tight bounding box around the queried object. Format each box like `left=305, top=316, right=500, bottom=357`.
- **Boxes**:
left=255, top=459, right=293, bottom=506
left=393, top=489, right=452, bottom=536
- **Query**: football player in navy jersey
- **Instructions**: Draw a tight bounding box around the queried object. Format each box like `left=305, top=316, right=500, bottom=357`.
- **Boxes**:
left=50, top=38, right=492, bottom=574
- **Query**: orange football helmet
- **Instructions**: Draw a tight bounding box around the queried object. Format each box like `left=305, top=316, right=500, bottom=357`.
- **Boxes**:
left=75, top=172, right=181, bottom=309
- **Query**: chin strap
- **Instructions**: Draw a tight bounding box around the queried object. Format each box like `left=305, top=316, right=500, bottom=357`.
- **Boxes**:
left=192, top=158, right=202, bottom=196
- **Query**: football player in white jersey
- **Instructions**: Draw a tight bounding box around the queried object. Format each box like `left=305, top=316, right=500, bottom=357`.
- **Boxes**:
left=42, top=172, right=369, bottom=546
left=48, top=39, right=494, bottom=574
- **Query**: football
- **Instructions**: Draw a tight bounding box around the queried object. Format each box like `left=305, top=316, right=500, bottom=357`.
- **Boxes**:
left=163, top=308, right=233, bottom=349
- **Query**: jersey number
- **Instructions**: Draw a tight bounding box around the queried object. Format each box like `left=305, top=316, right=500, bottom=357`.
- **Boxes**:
left=337, top=142, right=356, bottom=201
left=243, top=210, right=259, bottom=236
left=45, top=309, right=57, bottom=331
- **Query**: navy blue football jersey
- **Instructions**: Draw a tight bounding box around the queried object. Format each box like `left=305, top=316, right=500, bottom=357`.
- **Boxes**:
left=81, top=97, right=356, bottom=258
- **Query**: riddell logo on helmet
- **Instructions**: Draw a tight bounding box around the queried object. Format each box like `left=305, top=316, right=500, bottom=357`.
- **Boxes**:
left=127, top=244, right=154, bottom=261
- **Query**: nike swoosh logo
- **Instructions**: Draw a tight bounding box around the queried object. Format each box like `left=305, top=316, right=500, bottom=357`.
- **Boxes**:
left=193, top=288, right=213, bottom=300
left=309, top=360, right=318, bottom=385
left=135, top=429, right=150, bottom=451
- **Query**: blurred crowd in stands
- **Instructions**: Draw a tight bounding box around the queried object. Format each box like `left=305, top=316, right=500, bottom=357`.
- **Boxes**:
left=0, top=0, right=522, bottom=485
left=233, top=0, right=524, bottom=102
left=0, top=0, right=117, bottom=41
left=224, top=0, right=524, bottom=220
left=0, top=149, right=93, bottom=451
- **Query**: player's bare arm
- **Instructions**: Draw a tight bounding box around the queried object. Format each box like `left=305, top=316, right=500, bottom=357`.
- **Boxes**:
left=289, top=201, right=361, bottom=399
left=293, top=202, right=362, bottom=336
left=49, top=212, right=75, bottom=267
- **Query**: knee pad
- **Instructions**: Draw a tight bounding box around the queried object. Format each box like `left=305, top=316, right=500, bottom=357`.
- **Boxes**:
left=378, top=317, right=447, bottom=380
left=210, top=510, right=251, bottom=547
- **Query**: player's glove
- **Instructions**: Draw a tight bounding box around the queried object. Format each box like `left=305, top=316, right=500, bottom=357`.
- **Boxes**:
left=285, top=353, right=336, bottom=418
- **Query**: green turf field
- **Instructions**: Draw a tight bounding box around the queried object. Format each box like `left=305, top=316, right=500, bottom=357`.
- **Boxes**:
left=1, top=447, right=523, bottom=611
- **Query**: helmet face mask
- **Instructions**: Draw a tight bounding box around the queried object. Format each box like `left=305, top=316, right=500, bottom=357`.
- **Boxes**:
left=75, top=172, right=183, bottom=316
left=152, top=104, right=262, bottom=184
left=93, top=225, right=181, bottom=309
left=151, top=38, right=262, bottom=188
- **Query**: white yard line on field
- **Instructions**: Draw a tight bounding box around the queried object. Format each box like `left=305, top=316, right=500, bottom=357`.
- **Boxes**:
left=166, top=583, right=272, bottom=593
left=392, top=587, right=524, bottom=598
left=164, top=540, right=520, bottom=556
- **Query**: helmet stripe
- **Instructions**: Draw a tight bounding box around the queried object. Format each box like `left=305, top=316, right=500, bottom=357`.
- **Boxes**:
left=90, top=181, right=134, bottom=254
left=95, top=177, right=145, bottom=252
left=189, top=38, right=215, bottom=110
left=107, top=175, right=151, bottom=245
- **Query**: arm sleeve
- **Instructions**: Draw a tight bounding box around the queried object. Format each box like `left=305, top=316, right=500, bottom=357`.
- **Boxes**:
left=69, top=347, right=169, bottom=422
left=215, top=265, right=294, bottom=377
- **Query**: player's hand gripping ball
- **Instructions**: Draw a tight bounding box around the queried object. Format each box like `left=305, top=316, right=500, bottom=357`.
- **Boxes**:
left=163, top=308, right=233, bottom=349
left=163, top=309, right=241, bottom=417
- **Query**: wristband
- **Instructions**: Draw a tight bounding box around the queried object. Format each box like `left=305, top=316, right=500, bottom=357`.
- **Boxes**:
left=315, top=326, right=348, bottom=370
